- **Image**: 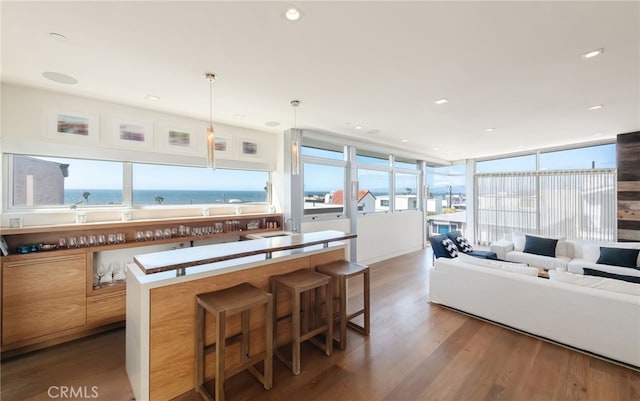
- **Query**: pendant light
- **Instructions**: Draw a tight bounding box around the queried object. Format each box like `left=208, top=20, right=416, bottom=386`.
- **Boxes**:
left=205, top=73, right=216, bottom=169
left=291, top=100, right=300, bottom=175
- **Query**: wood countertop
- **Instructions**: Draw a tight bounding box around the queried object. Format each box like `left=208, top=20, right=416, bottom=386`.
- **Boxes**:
left=133, top=230, right=356, bottom=274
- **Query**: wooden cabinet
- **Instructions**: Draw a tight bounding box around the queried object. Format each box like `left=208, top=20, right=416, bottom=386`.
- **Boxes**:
left=0, top=213, right=283, bottom=356
left=2, top=253, right=87, bottom=345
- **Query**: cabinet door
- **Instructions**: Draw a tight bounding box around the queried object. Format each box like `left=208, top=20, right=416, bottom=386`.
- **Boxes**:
left=2, top=254, right=87, bottom=345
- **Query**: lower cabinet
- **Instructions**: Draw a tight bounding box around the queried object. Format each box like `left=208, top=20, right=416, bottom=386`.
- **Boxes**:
left=2, top=253, right=87, bottom=346
left=87, top=291, right=125, bottom=326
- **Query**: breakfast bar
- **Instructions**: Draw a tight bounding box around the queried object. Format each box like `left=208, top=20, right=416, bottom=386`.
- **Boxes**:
left=126, top=230, right=355, bottom=401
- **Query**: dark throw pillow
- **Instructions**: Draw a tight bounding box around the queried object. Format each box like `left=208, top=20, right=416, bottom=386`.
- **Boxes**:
left=441, top=238, right=459, bottom=258
left=596, top=247, right=640, bottom=269
left=455, top=237, right=474, bottom=253
left=523, top=235, right=558, bottom=257
left=583, top=268, right=640, bottom=284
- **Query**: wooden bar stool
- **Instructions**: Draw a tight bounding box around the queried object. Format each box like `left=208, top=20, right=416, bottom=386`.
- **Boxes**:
left=270, top=269, right=333, bottom=375
left=195, top=283, right=273, bottom=401
left=316, top=260, right=370, bottom=350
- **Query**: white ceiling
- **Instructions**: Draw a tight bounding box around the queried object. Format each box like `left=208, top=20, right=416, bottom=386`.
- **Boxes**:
left=2, top=1, right=639, bottom=162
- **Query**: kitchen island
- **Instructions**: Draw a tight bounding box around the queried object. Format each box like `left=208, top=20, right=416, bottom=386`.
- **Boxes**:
left=126, top=230, right=355, bottom=401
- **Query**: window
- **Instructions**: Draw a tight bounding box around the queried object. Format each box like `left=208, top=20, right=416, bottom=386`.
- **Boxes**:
left=8, top=154, right=270, bottom=209
left=426, top=164, right=466, bottom=237
left=475, top=169, right=616, bottom=244
left=11, top=155, right=123, bottom=208
left=301, top=146, right=343, bottom=161
left=395, top=172, right=418, bottom=210
left=540, top=144, right=616, bottom=170
left=132, top=164, right=269, bottom=205
left=476, top=154, right=536, bottom=173
left=394, top=157, right=418, bottom=170
left=303, top=163, right=345, bottom=215
left=357, top=169, right=390, bottom=212
left=356, top=151, right=389, bottom=167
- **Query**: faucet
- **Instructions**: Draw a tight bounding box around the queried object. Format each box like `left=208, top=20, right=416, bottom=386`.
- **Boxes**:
left=285, top=218, right=297, bottom=233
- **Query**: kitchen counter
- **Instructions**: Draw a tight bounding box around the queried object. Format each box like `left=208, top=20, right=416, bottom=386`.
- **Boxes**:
left=133, top=230, right=356, bottom=274
left=126, top=231, right=354, bottom=400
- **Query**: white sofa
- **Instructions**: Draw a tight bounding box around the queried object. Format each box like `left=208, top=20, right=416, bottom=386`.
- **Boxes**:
left=429, top=256, right=640, bottom=368
left=490, top=235, right=640, bottom=278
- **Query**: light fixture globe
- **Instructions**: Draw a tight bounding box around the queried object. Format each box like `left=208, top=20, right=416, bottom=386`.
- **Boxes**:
left=204, top=73, right=217, bottom=169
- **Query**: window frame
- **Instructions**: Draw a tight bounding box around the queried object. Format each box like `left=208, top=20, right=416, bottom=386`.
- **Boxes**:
left=4, top=153, right=271, bottom=211
left=301, top=154, right=348, bottom=219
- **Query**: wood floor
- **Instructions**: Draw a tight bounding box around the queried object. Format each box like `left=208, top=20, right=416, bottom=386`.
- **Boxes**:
left=2, top=249, right=639, bottom=401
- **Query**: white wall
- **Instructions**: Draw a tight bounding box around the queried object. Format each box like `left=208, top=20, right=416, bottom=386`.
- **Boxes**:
left=356, top=211, right=423, bottom=265
left=1, top=83, right=279, bottom=225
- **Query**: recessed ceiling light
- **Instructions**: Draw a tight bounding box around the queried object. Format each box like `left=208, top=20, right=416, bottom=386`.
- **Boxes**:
left=432, top=147, right=439, bottom=151
left=589, top=104, right=603, bottom=110
left=146, top=95, right=160, bottom=101
left=285, top=6, right=301, bottom=21
left=233, top=113, right=246, bottom=119
left=434, top=98, right=448, bottom=105
left=582, top=48, right=604, bottom=59
left=265, top=121, right=280, bottom=127
left=42, top=71, right=77, bottom=85
left=485, top=128, right=495, bottom=132
left=401, top=139, right=408, bottom=143
left=49, top=32, right=67, bottom=42
left=354, top=125, right=363, bottom=130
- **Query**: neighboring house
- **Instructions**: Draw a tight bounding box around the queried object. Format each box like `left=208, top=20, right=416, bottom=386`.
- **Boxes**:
left=330, top=189, right=377, bottom=213
left=12, top=155, right=67, bottom=206
left=376, top=194, right=418, bottom=211
left=427, top=210, right=467, bottom=237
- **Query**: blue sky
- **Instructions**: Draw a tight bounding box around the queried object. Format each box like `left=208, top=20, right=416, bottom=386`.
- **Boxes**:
left=39, top=143, right=615, bottom=192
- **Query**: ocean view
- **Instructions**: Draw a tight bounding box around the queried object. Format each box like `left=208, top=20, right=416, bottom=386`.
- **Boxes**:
left=64, top=189, right=267, bottom=206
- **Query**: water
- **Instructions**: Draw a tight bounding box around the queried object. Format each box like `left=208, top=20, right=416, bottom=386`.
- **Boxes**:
left=65, top=189, right=267, bottom=206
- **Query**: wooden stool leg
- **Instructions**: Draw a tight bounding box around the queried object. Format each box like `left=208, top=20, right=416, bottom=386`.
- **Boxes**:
left=196, top=304, right=205, bottom=394
left=324, top=281, right=333, bottom=356
left=364, top=270, right=370, bottom=335
left=270, top=279, right=278, bottom=352
left=301, top=289, right=310, bottom=335
left=264, top=294, right=273, bottom=390
left=215, top=310, right=226, bottom=401
left=241, top=310, right=249, bottom=361
left=292, top=288, right=301, bottom=375
left=339, top=276, right=348, bottom=350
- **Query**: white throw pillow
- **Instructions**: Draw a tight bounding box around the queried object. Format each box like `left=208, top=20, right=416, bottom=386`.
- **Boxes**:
left=513, top=234, right=526, bottom=252
left=549, top=270, right=640, bottom=296
left=582, top=243, right=601, bottom=262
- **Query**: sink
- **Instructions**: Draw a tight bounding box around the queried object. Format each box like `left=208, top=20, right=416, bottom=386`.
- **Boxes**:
left=258, top=231, right=295, bottom=238
left=241, top=231, right=296, bottom=240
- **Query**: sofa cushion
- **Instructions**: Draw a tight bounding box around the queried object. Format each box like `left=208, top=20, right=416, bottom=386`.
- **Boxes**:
left=596, top=247, right=640, bottom=269
left=456, top=237, right=473, bottom=253
left=458, top=253, right=538, bottom=276
left=505, top=251, right=570, bottom=271
left=568, top=259, right=640, bottom=278
left=523, top=235, right=558, bottom=257
left=442, top=238, right=459, bottom=258
left=549, top=270, right=640, bottom=296
left=513, top=233, right=567, bottom=257
left=583, top=268, right=640, bottom=284
left=467, top=250, right=498, bottom=260
left=446, top=231, right=473, bottom=253
left=428, top=234, right=452, bottom=259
